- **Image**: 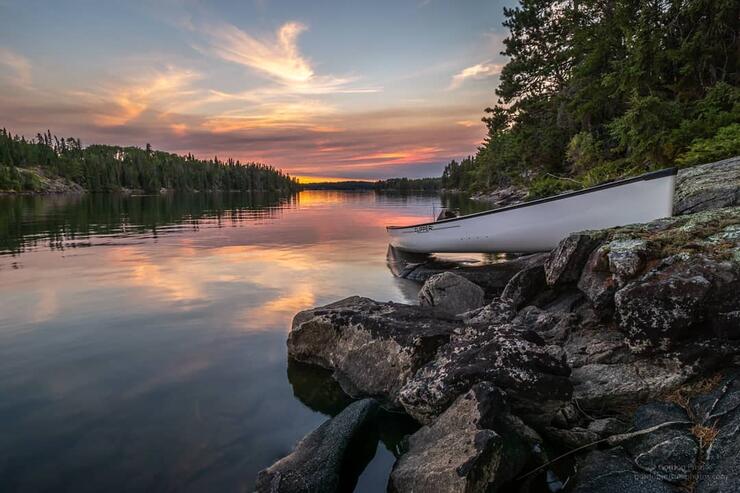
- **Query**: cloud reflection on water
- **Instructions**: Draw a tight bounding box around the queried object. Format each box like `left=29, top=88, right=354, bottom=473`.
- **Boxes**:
left=0, top=190, right=492, bottom=492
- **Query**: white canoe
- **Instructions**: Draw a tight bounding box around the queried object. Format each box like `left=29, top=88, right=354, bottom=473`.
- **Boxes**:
left=386, top=168, right=677, bottom=253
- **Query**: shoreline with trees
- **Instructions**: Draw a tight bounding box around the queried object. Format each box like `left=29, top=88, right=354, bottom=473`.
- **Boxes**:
left=441, top=0, right=739, bottom=200
left=0, top=129, right=299, bottom=195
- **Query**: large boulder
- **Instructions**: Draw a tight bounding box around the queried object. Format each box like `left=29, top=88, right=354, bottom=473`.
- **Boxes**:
left=577, top=244, right=618, bottom=312
left=545, top=233, right=605, bottom=286
left=543, top=207, right=740, bottom=351
left=399, top=324, right=572, bottom=425
left=288, top=297, right=459, bottom=406
left=389, top=383, right=537, bottom=493
left=615, top=253, right=740, bottom=351
left=674, top=156, right=740, bottom=215
left=418, top=272, right=486, bottom=314
left=255, top=399, right=380, bottom=493
left=571, top=360, right=693, bottom=409
left=501, top=264, right=547, bottom=309
left=577, top=239, right=651, bottom=313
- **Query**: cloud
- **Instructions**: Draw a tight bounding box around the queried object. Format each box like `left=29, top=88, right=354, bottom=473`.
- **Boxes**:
left=448, top=61, right=502, bottom=90
left=0, top=12, right=485, bottom=181
left=72, top=65, right=203, bottom=126
left=0, top=47, right=32, bottom=86
left=197, top=21, right=379, bottom=96
left=203, top=21, right=313, bottom=83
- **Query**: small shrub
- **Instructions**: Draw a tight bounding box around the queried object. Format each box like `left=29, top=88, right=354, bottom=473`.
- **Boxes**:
left=567, top=132, right=603, bottom=175
left=580, top=160, right=643, bottom=188
left=527, top=175, right=579, bottom=199
left=691, top=424, right=719, bottom=450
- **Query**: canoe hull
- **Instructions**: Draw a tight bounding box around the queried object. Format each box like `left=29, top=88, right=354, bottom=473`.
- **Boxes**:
left=387, top=170, right=676, bottom=253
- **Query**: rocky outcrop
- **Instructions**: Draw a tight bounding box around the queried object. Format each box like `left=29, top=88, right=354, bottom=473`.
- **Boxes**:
left=399, top=324, right=572, bottom=425
left=281, top=161, right=739, bottom=493
left=2, top=166, right=86, bottom=194
left=389, top=383, right=537, bottom=493
left=555, top=206, right=740, bottom=352
left=288, top=296, right=459, bottom=406
left=470, top=186, right=527, bottom=206
left=418, top=272, right=485, bottom=314
left=674, top=156, right=740, bottom=215
left=255, top=398, right=379, bottom=493
left=615, top=254, right=738, bottom=350
left=572, top=372, right=740, bottom=493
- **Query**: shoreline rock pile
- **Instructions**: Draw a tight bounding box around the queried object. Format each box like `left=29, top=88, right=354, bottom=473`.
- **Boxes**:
left=257, top=158, right=740, bottom=493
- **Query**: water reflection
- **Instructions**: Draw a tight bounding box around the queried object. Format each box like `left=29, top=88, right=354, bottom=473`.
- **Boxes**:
left=0, top=191, right=488, bottom=492
left=287, top=360, right=420, bottom=492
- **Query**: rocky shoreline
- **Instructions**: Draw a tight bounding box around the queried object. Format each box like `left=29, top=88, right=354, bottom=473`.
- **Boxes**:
left=257, top=157, right=739, bottom=493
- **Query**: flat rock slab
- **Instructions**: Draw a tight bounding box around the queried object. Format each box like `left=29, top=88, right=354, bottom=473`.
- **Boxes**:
left=255, top=398, right=380, bottom=493
left=675, top=156, right=740, bottom=215
left=571, top=360, right=694, bottom=409
left=399, top=324, right=571, bottom=425
left=573, top=448, right=680, bottom=493
left=289, top=296, right=460, bottom=406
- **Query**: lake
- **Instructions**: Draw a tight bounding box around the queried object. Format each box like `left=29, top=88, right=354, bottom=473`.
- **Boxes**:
left=0, top=191, right=490, bottom=492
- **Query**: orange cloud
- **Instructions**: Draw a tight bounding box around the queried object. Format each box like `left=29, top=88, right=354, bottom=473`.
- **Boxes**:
left=205, top=21, right=314, bottom=83
left=82, top=66, right=202, bottom=126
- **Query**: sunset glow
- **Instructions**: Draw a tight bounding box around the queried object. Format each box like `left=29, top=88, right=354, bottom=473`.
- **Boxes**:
left=0, top=1, right=509, bottom=179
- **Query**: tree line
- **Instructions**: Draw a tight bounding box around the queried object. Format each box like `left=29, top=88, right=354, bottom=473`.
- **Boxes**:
left=0, top=129, right=299, bottom=193
left=300, top=177, right=441, bottom=191
left=442, top=0, right=739, bottom=197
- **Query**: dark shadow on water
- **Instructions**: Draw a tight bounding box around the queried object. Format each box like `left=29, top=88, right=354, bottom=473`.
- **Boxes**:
left=287, top=359, right=354, bottom=417
left=287, top=359, right=420, bottom=491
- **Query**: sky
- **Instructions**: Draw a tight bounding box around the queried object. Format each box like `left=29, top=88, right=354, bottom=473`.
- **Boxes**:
left=0, top=0, right=514, bottom=181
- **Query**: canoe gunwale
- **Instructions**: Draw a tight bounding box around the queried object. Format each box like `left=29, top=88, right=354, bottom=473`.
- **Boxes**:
left=386, top=167, right=678, bottom=231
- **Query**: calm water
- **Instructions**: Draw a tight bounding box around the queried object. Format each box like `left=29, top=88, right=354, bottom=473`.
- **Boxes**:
left=0, top=191, right=490, bottom=492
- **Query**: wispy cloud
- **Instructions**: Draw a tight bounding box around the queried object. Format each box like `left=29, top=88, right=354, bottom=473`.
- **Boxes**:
left=0, top=48, right=32, bottom=86
left=203, top=21, right=313, bottom=83
left=72, top=65, right=203, bottom=126
left=448, top=61, right=502, bottom=90
left=197, top=21, right=379, bottom=96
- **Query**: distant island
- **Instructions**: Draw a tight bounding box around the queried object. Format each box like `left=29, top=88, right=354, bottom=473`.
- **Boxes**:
left=0, top=129, right=299, bottom=194
left=302, top=177, right=441, bottom=192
